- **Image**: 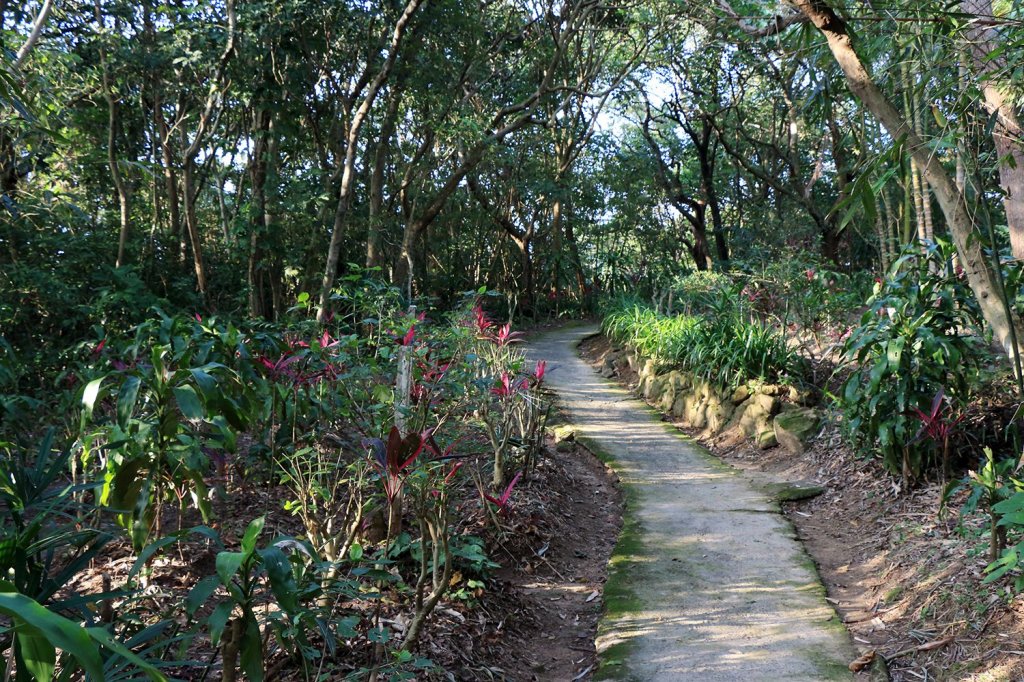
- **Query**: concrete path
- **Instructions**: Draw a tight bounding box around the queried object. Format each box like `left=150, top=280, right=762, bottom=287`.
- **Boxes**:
left=527, top=325, right=856, bottom=681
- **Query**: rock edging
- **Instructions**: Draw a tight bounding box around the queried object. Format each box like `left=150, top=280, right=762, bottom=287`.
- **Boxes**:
left=601, top=344, right=821, bottom=454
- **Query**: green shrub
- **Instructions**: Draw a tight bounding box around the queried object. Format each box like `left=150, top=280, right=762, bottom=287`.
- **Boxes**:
left=748, top=256, right=873, bottom=332
left=839, top=240, right=988, bottom=483
left=602, top=302, right=801, bottom=388
left=672, top=271, right=737, bottom=316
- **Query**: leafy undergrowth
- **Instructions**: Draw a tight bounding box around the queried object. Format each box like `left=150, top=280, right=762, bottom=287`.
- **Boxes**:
left=0, top=289, right=622, bottom=681
left=582, top=333, right=1024, bottom=682
left=56, top=430, right=621, bottom=681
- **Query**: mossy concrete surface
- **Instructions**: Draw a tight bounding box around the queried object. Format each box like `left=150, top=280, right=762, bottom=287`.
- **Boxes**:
left=528, top=326, right=857, bottom=681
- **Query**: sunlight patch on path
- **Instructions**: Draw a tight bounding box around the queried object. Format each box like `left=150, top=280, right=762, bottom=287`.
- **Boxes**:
left=528, top=325, right=856, bottom=682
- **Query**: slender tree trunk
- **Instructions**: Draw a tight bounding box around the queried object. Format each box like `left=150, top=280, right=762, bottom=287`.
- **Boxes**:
left=395, top=219, right=421, bottom=299
left=563, top=207, right=587, bottom=298
left=914, top=104, right=935, bottom=240
left=366, top=91, right=401, bottom=270
left=901, top=65, right=929, bottom=245
left=698, top=127, right=728, bottom=264
left=154, top=99, right=182, bottom=260
left=317, top=0, right=423, bottom=322
left=248, top=109, right=274, bottom=319
left=788, top=0, right=1023, bottom=356
left=879, top=184, right=897, bottom=269
left=178, top=0, right=237, bottom=299
left=106, top=93, right=131, bottom=269
left=521, top=238, right=535, bottom=315
left=181, top=157, right=209, bottom=296
left=13, top=0, right=53, bottom=69
left=217, top=173, right=230, bottom=243
left=961, top=0, right=1024, bottom=259
left=96, top=4, right=131, bottom=269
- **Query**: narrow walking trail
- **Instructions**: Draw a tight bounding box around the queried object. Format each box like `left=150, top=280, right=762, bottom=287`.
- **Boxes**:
left=528, top=325, right=857, bottom=681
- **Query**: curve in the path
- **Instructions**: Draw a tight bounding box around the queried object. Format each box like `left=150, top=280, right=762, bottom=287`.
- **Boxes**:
left=528, top=325, right=857, bottom=682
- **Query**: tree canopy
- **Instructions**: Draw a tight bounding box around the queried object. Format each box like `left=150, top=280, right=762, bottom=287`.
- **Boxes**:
left=4, top=0, right=1024, bottom=351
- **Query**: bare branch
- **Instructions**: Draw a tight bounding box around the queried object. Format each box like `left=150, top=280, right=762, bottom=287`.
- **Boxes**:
left=14, top=0, right=55, bottom=69
left=715, top=0, right=807, bottom=37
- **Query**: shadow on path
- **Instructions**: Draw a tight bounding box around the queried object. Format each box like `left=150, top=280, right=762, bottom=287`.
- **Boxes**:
left=527, top=325, right=856, bottom=681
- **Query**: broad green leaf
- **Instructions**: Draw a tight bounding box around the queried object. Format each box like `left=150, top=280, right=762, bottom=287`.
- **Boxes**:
left=185, top=575, right=220, bottom=617
left=868, top=355, right=888, bottom=393
left=258, top=546, right=298, bottom=613
left=239, top=612, right=265, bottom=682
left=189, top=369, right=217, bottom=397
left=82, top=377, right=107, bottom=423
left=993, top=493, right=1024, bottom=515
left=208, top=601, right=233, bottom=645
left=116, top=376, right=141, bottom=428
left=16, top=626, right=56, bottom=682
left=216, top=551, right=247, bottom=587
left=173, top=385, right=204, bottom=420
left=983, top=546, right=1019, bottom=583
left=0, top=583, right=103, bottom=680
left=241, top=517, right=265, bottom=555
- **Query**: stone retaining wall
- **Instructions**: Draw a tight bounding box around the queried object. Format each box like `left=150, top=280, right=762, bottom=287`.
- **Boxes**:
left=599, top=345, right=821, bottom=454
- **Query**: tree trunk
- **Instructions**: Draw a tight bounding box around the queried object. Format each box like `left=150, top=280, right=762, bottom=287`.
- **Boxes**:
left=788, top=0, right=1022, bottom=356
left=316, top=0, right=423, bottom=322
left=366, top=90, right=401, bottom=270
left=154, top=98, right=182, bottom=260
left=698, top=124, right=729, bottom=264
left=961, top=0, right=1024, bottom=259
left=96, top=3, right=131, bottom=269
left=105, top=89, right=131, bottom=269
left=181, top=158, right=209, bottom=297
left=901, top=64, right=929, bottom=245
left=688, top=213, right=713, bottom=272
left=394, top=219, right=422, bottom=299
left=248, top=109, right=276, bottom=319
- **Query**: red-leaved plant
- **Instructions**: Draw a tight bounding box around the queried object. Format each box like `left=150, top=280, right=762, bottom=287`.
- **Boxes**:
left=363, top=426, right=426, bottom=540
left=482, top=471, right=522, bottom=514
left=910, top=389, right=965, bottom=483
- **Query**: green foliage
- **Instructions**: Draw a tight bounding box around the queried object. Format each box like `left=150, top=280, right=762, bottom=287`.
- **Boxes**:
left=0, top=434, right=168, bottom=681
left=987, top=490, right=1024, bottom=590
left=79, top=315, right=255, bottom=550
left=602, top=300, right=801, bottom=389
left=188, top=517, right=318, bottom=682
left=0, top=432, right=109, bottom=605
left=945, top=447, right=1024, bottom=589
left=840, top=241, right=988, bottom=481
left=741, top=257, right=874, bottom=335
left=671, top=271, right=736, bottom=315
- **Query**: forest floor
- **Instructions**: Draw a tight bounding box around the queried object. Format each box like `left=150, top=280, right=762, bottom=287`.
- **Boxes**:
left=580, top=331, right=1024, bottom=682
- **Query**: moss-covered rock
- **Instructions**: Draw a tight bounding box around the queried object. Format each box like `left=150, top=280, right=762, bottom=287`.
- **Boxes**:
left=773, top=407, right=821, bottom=455
left=756, top=427, right=778, bottom=449
left=731, top=384, right=751, bottom=404
left=552, top=425, right=576, bottom=442
left=787, top=385, right=815, bottom=406
left=644, top=375, right=666, bottom=401
left=658, top=373, right=680, bottom=412
left=670, top=371, right=692, bottom=392
left=730, top=392, right=778, bottom=438
left=703, top=392, right=735, bottom=435
left=671, top=394, right=686, bottom=420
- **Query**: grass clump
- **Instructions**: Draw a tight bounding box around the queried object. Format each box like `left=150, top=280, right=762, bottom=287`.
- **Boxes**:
left=601, top=299, right=802, bottom=389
